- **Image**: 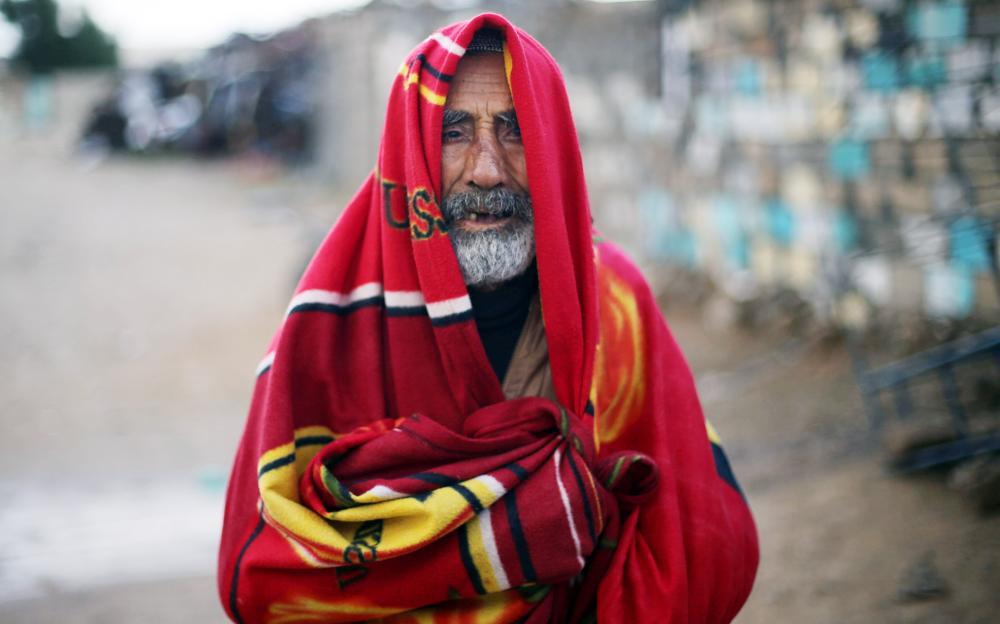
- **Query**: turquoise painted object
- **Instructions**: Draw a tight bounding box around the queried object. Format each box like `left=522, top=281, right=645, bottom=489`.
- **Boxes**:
left=907, top=1, right=968, bottom=46
left=639, top=190, right=668, bottom=258
left=764, top=197, right=795, bottom=247
left=950, top=216, right=993, bottom=271
left=906, top=53, right=948, bottom=88
left=733, top=58, right=762, bottom=96
left=829, top=139, right=872, bottom=180
left=861, top=52, right=901, bottom=92
left=639, top=189, right=698, bottom=267
left=197, top=468, right=228, bottom=495
left=667, top=229, right=699, bottom=267
left=25, top=76, right=53, bottom=130
left=712, top=195, right=750, bottom=269
left=953, top=265, right=975, bottom=316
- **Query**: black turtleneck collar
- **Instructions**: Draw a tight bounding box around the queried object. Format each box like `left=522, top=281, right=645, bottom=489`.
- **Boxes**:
left=468, top=262, right=538, bottom=382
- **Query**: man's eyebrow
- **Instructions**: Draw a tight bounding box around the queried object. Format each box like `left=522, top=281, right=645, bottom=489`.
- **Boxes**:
left=496, top=110, right=519, bottom=127
left=442, top=109, right=470, bottom=126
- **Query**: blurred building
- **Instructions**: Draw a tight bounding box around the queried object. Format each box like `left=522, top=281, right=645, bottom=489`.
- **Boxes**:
left=649, top=0, right=1000, bottom=331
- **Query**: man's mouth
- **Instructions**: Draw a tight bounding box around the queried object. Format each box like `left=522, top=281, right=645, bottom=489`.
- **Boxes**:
left=462, top=211, right=511, bottom=227
left=441, top=189, right=533, bottom=232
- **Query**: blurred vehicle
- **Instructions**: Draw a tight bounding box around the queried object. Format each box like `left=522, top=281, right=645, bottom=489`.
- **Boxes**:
left=81, top=27, right=319, bottom=164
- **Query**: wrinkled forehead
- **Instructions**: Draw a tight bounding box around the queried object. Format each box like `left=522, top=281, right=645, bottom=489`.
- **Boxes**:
left=445, top=29, right=515, bottom=115
left=446, top=54, right=513, bottom=116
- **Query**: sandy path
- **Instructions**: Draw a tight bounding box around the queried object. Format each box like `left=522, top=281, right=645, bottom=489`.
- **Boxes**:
left=0, top=141, right=309, bottom=620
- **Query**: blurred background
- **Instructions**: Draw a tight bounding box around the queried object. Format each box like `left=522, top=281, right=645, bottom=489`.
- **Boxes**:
left=1, top=0, right=998, bottom=622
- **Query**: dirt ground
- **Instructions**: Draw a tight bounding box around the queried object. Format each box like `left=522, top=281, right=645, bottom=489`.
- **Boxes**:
left=1, top=123, right=998, bottom=623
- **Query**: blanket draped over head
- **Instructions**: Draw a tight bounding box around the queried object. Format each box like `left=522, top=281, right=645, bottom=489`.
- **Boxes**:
left=218, top=12, right=758, bottom=624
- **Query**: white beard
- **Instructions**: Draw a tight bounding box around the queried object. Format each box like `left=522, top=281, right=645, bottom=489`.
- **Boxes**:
left=441, top=188, right=536, bottom=289
left=449, top=219, right=536, bottom=289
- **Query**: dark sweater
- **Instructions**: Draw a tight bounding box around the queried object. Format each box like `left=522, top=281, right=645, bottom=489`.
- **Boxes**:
left=467, top=265, right=539, bottom=382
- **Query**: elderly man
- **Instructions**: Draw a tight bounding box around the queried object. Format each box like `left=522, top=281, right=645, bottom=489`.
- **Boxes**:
left=218, top=14, right=757, bottom=623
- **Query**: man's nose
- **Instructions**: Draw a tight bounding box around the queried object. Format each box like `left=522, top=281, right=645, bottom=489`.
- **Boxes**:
left=466, top=134, right=507, bottom=190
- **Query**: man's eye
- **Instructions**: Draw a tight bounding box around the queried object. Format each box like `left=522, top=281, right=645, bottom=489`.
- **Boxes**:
left=442, top=128, right=465, bottom=142
left=503, top=123, right=522, bottom=141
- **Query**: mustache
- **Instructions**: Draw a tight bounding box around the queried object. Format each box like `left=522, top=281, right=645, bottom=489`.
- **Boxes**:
left=441, top=188, right=533, bottom=224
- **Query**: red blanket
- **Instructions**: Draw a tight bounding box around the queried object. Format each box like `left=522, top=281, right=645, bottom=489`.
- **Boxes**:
left=218, top=12, right=757, bottom=623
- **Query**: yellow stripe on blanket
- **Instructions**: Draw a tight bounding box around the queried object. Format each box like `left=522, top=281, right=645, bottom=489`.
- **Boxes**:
left=261, top=465, right=509, bottom=566
left=398, top=63, right=447, bottom=106
left=503, top=43, right=513, bottom=87
left=705, top=420, right=722, bottom=446
left=257, top=426, right=336, bottom=500
left=465, top=511, right=511, bottom=594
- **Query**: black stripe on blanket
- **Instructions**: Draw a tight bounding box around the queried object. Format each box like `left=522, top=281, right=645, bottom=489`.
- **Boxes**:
left=450, top=483, right=485, bottom=514
left=296, top=435, right=335, bottom=448
left=429, top=309, right=475, bottom=327
left=711, top=442, right=745, bottom=498
left=289, top=296, right=385, bottom=316
left=287, top=297, right=466, bottom=325
left=258, top=453, right=295, bottom=477
left=504, top=463, right=529, bottom=480
left=458, top=524, right=487, bottom=594
left=411, top=472, right=484, bottom=514
left=415, top=54, right=453, bottom=82
left=386, top=306, right=430, bottom=317
left=411, top=471, right=485, bottom=506
left=564, top=450, right=597, bottom=545
left=502, top=479, right=538, bottom=583
left=257, top=436, right=334, bottom=477
left=229, top=510, right=266, bottom=624
left=410, top=472, right=459, bottom=487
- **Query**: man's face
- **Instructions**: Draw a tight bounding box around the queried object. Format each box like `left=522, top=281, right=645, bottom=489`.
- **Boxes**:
left=440, top=53, right=535, bottom=289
